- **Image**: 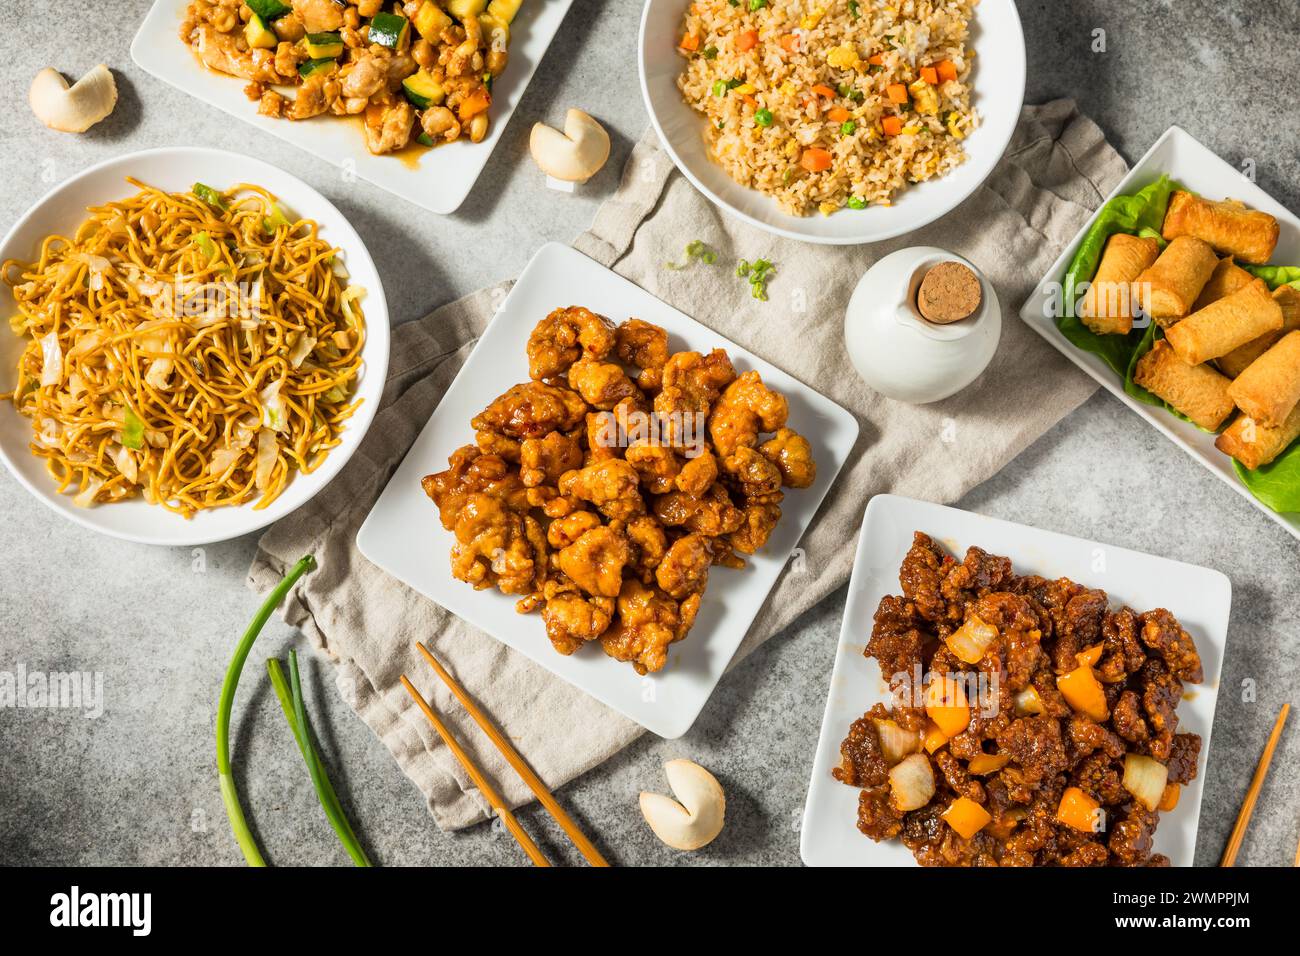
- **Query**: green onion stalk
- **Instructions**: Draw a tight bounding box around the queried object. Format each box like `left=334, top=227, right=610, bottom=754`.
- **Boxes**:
left=216, top=554, right=316, bottom=866
left=267, top=652, right=372, bottom=866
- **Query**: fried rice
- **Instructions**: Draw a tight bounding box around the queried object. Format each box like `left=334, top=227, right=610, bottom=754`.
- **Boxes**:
left=676, top=0, right=979, bottom=217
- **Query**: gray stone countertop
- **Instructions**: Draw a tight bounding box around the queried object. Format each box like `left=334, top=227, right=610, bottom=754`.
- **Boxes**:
left=0, top=0, right=1296, bottom=867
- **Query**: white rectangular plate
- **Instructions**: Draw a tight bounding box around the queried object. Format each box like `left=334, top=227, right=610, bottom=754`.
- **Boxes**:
left=131, top=0, right=574, bottom=214
left=801, top=494, right=1229, bottom=867
left=357, top=242, right=859, bottom=738
left=1020, top=125, right=1300, bottom=541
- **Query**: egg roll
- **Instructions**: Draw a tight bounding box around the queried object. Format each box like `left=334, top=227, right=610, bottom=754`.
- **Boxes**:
left=1226, top=331, right=1300, bottom=427
left=1078, top=233, right=1161, bottom=334
left=1192, top=256, right=1254, bottom=312
left=1218, top=285, right=1300, bottom=378
left=1133, top=340, right=1235, bottom=431
left=1215, top=404, right=1300, bottom=470
left=1134, top=236, right=1219, bottom=326
left=1162, top=191, right=1280, bottom=265
left=1164, top=278, right=1283, bottom=365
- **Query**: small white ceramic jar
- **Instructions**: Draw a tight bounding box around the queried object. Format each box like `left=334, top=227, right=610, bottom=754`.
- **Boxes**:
left=843, top=247, right=1001, bottom=404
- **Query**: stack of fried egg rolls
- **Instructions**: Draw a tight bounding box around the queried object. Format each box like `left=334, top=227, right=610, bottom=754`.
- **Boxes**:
left=1090, top=188, right=1300, bottom=469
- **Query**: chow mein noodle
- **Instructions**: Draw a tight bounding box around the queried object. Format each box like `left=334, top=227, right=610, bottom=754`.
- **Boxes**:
left=1, top=179, right=365, bottom=516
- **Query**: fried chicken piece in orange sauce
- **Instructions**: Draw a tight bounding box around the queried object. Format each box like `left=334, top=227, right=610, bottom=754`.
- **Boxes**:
left=519, top=430, right=582, bottom=487
left=567, top=359, right=642, bottom=410
left=448, top=493, right=546, bottom=595
left=599, top=578, right=701, bottom=675
left=557, top=526, right=632, bottom=598
left=625, top=442, right=682, bottom=494
left=721, top=445, right=783, bottom=498
left=615, top=318, right=670, bottom=392
left=560, top=458, right=645, bottom=521
left=759, top=427, right=817, bottom=488
left=542, top=593, right=614, bottom=655
left=653, top=349, right=736, bottom=448
left=709, top=369, right=789, bottom=456
left=730, top=494, right=783, bottom=554
left=675, top=449, right=718, bottom=495
left=472, top=381, right=587, bottom=440
left=422, top=445, right=527, bottom=530
left=526, top=306, right=616, bottom=380
left=653, top=483, right=744, bottom=536
left=656, top=533, right=713, bottom=599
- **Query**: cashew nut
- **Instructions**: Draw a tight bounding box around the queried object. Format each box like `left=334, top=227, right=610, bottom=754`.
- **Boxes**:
left=638, top=759, right=725, bottom=851
left=528, top=108, right=610, bottom=183
left=29, top=65, right=118, bottom=134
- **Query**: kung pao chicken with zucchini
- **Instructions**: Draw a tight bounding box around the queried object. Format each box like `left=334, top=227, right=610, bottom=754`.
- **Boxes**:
left=180, top=0, right=520, bottom=153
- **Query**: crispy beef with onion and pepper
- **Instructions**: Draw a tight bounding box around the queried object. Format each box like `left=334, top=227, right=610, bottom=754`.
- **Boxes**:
left=834, top=532, right=1203, bottom=867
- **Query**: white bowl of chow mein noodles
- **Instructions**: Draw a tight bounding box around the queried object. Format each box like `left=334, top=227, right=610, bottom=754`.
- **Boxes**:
left=0, top=147, right=390, bottom=546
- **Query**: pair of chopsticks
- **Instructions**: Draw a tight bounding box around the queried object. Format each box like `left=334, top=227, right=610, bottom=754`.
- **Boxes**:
left=1220, top=703, right=1291, bottom=867
left=400, top=642, right=609, bottom=867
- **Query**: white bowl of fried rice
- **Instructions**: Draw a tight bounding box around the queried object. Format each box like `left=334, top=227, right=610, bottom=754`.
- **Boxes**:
left=639, top=0, right=1025, bottom=245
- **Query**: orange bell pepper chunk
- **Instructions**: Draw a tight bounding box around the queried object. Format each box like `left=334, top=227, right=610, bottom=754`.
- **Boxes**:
left=885, top=83, right=909, bottom=104
left=1057, top=664, right=1109, bottom=721
left=1057, top=787, right=1102, bottom=833
left=1076, top=644, right=1104, bottom=668
left=919, top=65, right=939, bottom=85
left=941, top=796, right=992, bottom=840
left=736, top=29, right=759, bottom=52
left=967, top=753, right=1011, bottom=775
left=457, top=89, right=491, bottom=121
left=937, top=59, right=958, bottom=82
left=799, top=147, right=833, bottom=172
left=881, top=115, right=903, bottom=136
left=679, top=32, right=700, bottom=52
left=811, top=84, right=837, bottom=99
left=827, top=106, right=850, bottom=123
left=1158, top=783, right=1181, bottom=812
left=922, top=720, right=948, bottom=754
left=924, top=676, right=970, bottom=738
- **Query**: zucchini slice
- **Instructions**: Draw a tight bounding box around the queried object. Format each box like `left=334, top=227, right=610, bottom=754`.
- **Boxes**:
left=369, top=12, right=411, bottom=51
left=487, top=0, right=522, bottom=23
left=414, top=1, right=453, bottom=39
left=448, top=0, right=488, bottom=19
left=244, top=12, right=279, bottom=50
left=303, top=32, right=344, bottom=58
left=298, top=57, right=337, bottom=79
left=245, top=0, right=292, bottom=20
left=402, top=69, right=446, bottom=109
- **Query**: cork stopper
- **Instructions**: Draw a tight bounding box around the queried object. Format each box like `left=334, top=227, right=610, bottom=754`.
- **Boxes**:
left=916, top=261, right=982, bottom=325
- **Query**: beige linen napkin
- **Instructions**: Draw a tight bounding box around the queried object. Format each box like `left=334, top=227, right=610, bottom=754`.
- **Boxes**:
left=249, top=99, right=1125, bottom=830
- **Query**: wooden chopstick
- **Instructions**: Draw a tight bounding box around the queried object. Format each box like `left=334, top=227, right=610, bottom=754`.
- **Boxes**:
left=1220, top=703, right=1290, bottom=867
left=399, top=675, right=551, bottom=867
left=416, top=642, right=610, bottom=867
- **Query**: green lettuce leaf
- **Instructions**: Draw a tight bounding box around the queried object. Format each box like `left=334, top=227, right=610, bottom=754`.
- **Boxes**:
left=1242, top=264, right=1300, bottom=290
left=1234, top=451, right=1300, bottom=514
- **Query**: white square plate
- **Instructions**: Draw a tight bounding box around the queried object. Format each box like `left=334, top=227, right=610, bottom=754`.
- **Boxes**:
left=1019, top=126, right=1300, bottom=541
left=357, top=242, right=859, bottom=738
left=801, top=494, right=1229, bottom=867
left=131, top=0, right=574, bottom=214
